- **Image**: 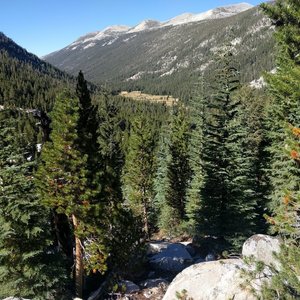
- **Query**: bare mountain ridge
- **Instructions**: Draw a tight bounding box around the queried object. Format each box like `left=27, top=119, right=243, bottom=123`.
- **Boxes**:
left=51, top=3, right=253, bottom=53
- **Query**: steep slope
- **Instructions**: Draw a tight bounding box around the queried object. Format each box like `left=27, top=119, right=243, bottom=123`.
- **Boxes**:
left=44, top=4, right=275, bottom=99
left=0, top=32, right=74, bottom=110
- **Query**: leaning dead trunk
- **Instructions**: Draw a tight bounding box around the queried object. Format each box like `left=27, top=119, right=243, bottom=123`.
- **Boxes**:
left=72, top=214, right=83, bottom=298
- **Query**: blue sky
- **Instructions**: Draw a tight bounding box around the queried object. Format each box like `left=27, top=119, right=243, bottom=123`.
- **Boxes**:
left=1, top=0, right=264, bottom=57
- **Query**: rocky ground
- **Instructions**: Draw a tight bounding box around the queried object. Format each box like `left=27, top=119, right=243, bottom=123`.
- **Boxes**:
left=103, top=238, right=225, bottom=300
left=5, top=235, right=280, bottom=300
left=103, top=234, right=280, bottom=300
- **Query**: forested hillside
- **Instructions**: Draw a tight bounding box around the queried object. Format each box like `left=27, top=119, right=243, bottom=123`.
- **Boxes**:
left=45, top=5, right=275, bottom=100
left=0, top=32, right=75, bottom=110
left=0, top=1, right=299, bottom=299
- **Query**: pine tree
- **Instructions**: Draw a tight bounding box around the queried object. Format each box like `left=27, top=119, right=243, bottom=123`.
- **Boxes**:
left=258, top=1, right=300, bottom=297
left=97, top=93, right=124, bottom=206
left=95, top=93, right=144, bottom=274
left=36, top=91, right=99, bottom=298
left=0, top=109, right=67, bottom=299
left=185, top=78, right=205, bottom=235
left=154, top=122, right=171, bottom=233
left=159, top=104, right=192, bottom=235
left=199, top=48, right=258, bottom=249
left=76, top=70, right=98, bottom=157
left=122, top=116, right=157, bottom=238
left=235, top=86, right=270, bottom=233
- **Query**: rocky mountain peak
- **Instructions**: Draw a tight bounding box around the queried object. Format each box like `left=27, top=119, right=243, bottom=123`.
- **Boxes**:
left=62, top=2, right=254, bottom=51
left=128, top=20, right=162, bottom=33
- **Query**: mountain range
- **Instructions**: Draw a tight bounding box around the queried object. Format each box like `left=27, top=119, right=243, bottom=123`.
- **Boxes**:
left=44, top=3, right=275, bottom=98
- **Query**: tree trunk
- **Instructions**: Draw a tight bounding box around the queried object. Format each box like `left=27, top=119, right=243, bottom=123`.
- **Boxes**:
left=142, top=200, right=150, bottom=240
left=72, top=214, right=83, bottom=299
left=53, top=211, right=73, bottom=258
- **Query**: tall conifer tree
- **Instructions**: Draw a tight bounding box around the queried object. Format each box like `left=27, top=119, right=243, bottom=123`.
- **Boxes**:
left=154, top=122, right=171, bottom=233
left=186, top=78, right=205, bottom=234
left=258, top=1, right=300, bottom=297
left=122, top=117, right=157, bottom=238
left=0, top=110, right=67, bottom=299
left=199, top=47, right=257, bottom=248
left=158, top=104, right=191, bottom=235
left=36, top=91, right=97, bottom=298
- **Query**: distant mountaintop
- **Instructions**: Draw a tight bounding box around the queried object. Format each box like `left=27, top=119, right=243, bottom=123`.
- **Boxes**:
left=52, top=3, right=253, bottom=53
left=162, top=3, right=253, bottom=26
left=44, top=3, right=275, bottom=99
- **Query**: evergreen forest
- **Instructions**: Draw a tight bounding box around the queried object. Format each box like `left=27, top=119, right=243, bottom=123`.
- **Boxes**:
left=0, top=1, right=299, bottom=299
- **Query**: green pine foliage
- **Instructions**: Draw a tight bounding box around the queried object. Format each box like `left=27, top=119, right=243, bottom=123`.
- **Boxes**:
left=185, top=79, right=205, bottom=235
left=36, top=91, right=108, bottom=297
left=258, top=1, right=300, bottom=297
left=0, top=109, right=67, bottom=300
left=0, top=50, right=72, bottom=111
left=236, top=86, right=271, bottom=233
left=97, top=93, right=124, bottom=204
left=159, top=104, right=192, bottom=236
left=154, top=122, right=171, bottom=234
left=36, top=91, right=91, bottom=219
left=122, top=116, right=157, bottom=238
left=95, top=92, right=144, bottom=274
left=199, top=48, right=258, bottom=249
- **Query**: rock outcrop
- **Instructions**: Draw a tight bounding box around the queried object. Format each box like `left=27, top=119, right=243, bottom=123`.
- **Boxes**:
left=149, top=243, right=193, bottom=273
left=242, top=234, right=281, bottom=267
left=163, top=259, right=255, bottom=300
left=163, top=234, right=280, bottom=300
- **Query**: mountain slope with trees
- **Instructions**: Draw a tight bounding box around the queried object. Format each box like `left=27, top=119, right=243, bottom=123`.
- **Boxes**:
left=0, top=32, right=80, bottom=111
left=44, top=5, right=275, bottom=99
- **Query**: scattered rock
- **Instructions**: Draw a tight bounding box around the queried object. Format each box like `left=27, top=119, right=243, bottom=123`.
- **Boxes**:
left=163, top=259, right=256, bottom=300
left=140, top=278, right=169, bottom=289
left=150, top=256, right=186, bottom=273
left=185, top=243, right=197, bottom=257
left=242, top=234, right=281, bottom=267
left=119, top=280, right=140, bottom=293
left=149, top=243, right=193, bottom=273
left=147, top=241, right=171, bottom=255
left=194, top=257, right=205, bottom=264
left=205, top=253, right=216, bottom=261
left=143, top=285, right=169, bottom=300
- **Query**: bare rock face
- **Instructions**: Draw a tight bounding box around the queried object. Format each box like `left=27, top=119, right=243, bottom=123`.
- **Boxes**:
left=163, top=259, right=256, bottom=300
left=242, top=234, right=281, bottom=267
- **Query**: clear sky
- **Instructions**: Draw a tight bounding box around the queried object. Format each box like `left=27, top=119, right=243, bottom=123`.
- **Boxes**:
left=1, top=0, right=265, bottom=57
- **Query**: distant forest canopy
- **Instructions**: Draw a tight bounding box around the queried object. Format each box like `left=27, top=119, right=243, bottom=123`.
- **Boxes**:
left=0, top=0, right=299, bottom=299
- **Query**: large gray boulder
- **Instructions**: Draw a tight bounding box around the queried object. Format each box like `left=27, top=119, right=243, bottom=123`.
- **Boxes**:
left=149, top=243, right=193, bottom=273
left=242, top=234, right=281, bottom=267
left=163, top=259, right=256, bottom=300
